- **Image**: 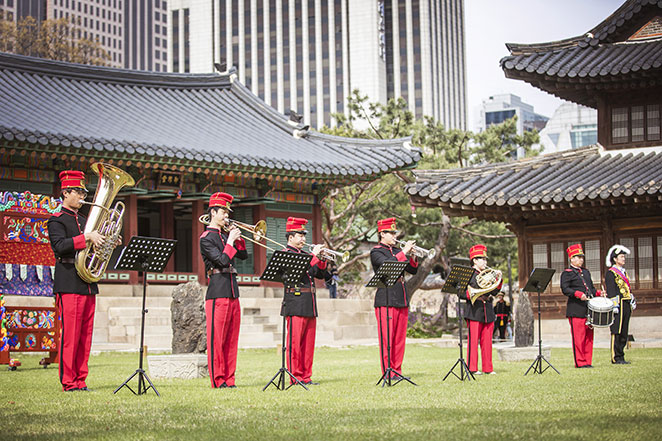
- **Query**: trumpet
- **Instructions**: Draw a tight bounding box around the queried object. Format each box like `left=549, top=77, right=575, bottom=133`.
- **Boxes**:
left=395, top=239, right=436, bottom=259
left=307, top=244, right=350, bottom=263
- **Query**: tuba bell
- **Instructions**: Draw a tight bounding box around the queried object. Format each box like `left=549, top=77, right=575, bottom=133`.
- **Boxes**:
left=75, top=163, right=135, bottom=283
left=467, top=267, right=502, bottom=304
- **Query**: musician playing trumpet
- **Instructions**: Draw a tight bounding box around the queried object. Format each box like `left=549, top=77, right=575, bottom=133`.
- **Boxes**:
left=465, top=244, right=501, bottom=375
left=47, top=170, right=106, bottom=392
left=370, top=217, right=418, bottom=380
left=199, top=192, right=247, bottom=388
left=280, top=217, right=330, bottom=385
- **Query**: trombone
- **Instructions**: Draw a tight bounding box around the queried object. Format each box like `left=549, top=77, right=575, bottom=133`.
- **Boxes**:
left=198, top=215, right=282, bottom=251
left=395, top=239, right=436, bottom=259
left=306, top=244, right=350, bottom=263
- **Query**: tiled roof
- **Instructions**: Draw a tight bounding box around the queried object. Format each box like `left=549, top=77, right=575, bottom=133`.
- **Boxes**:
left=0, top=52, right=420, bottom=181
left=500, top=0, right=662, bottom=107
left=406, top=145, right=662, bottom=222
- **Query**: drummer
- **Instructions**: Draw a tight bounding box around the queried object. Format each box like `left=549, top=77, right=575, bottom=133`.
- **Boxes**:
left=560, top=244, right=603, bottom=368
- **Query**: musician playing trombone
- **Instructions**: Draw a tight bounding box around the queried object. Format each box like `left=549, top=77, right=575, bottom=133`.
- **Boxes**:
left=465, top=244, right=501, bottom=375
left=280, top=216, right=330, bottom=385
left=199, top=192, right=247, bottom=388
left=370, top=217, right=418, bottom=380
left=47, top=170, right=105, bottom=392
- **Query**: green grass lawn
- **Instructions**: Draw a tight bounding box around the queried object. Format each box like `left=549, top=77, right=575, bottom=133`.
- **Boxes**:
left=1, top=344, right=661, bottom=440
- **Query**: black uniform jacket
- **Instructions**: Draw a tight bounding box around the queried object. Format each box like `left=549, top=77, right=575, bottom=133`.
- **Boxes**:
left=47, top=207, right=98, bottom=295
left=560, top=266, right=597, bottom=318
left=605, top=267, right=632, bottom=301
left=370, top=243, right=418, bottom=308
left=280, top=245, right=330, bottom=317
left=463, top=269, right=498, bottom=323
left=200, top=227, right=248, bottom=300
left=494, top=301, right=510, bottom=321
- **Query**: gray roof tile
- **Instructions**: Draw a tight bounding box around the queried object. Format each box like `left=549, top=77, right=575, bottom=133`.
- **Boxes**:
left=0, top=52, right=420, bottom=180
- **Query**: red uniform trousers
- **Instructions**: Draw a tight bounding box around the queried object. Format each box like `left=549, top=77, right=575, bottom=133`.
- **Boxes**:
left=375, top=306, right=408, bottom=376
left=569, top=317, right=594, bottom=367
left=57, top=293, right=96, bottom=391
left=465, top=319, right=494, bottom=373
left=287, top=316, right=316, bottom=383
left=205, top=298, right=241, bottom=387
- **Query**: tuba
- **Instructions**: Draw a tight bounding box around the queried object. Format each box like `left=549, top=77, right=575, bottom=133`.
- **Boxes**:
left=75, top=163, right=135, bottom=283
left=467, top=267, right=502, bottom=304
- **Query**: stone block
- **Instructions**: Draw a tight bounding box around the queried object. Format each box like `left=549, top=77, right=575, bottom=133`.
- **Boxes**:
left=147, top=353, right=208, bottom=379
left=497, top=344, right=552, bottom=362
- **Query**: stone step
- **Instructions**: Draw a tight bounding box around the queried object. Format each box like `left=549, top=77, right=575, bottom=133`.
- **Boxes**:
left=325, top=324, right=376, bottom=341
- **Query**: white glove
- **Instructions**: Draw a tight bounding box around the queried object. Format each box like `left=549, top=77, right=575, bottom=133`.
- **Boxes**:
left=630, top=295, right=636, bottom=311
left=613, top=307, right=619, bottom=315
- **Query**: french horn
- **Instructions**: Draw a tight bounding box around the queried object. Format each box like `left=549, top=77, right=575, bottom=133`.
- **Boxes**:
left=467, top=267, right=502, bottom=304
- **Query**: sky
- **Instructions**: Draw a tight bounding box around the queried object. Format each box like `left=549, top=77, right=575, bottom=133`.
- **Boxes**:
left=464, top=0, right=624, bottom=130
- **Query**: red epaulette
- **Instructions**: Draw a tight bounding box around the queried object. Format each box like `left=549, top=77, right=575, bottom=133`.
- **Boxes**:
left=200, top=231, right=210, bottom=239
left=564, top=268, right=574, bottom=272
left=52, top=211, right=63, bottom=217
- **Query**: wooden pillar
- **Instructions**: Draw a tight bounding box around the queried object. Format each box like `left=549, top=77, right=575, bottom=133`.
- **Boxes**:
left=601, top=214, right=614, bottom=278
left=192, top=200, right=206, bottom=284
left=161, top=202, right=175, bottom=272
left=596, top=96, right=609, bottom=148
left=254, top=204, right=267, bottom=276
left=125, top=194, right=139, bottom=285
left=312, top=202, right=322, bottom=245
left=513, top=222, right=528, bottom=290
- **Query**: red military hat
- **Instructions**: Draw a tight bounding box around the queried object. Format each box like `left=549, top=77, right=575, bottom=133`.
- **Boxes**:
left=566, top=243, right=584, bottom=259
left=377, top=217, right=397, bottom=232
left=209, top=192, right=233, bottom=211
left=286, top=217, right=308, bottom=233
left=59, top=170, right=87, bottom=191
left=469, top=244, right=488, bottom=260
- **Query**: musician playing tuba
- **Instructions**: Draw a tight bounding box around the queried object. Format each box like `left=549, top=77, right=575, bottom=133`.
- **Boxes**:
left=47, top=170, right=107, bottom=392
left=464, top=244, right=501, bottom=375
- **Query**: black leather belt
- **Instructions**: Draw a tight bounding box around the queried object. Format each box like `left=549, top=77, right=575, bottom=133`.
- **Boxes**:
left=207, top=267, right=237, bottom=276
left=59, top=258, right=75, bottom=264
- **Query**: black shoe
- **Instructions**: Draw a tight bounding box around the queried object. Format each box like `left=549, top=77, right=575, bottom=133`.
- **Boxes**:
left=218, top=383, right=228, bottom=388
left=227, top=385, right=237, bottom=388
left=78, top=387, right=93, bottom=392
left=302, top=381, right=319, bottom=385
left=614, top=360, right=630, bottom=365
left=64, top=388, right=79, bottom=392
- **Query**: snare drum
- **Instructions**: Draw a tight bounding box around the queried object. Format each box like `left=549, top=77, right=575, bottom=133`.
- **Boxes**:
left=587, top=296, right=614, bottom=328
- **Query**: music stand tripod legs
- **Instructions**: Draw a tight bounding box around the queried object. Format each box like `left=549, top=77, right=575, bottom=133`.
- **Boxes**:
left=114, top=270, right=161, bottom=396
left=525, top=287, right=560, bottom=375
left=375, top=305, right=417, bottom=387
left=443, top=293, right=475, bottom=381
left=263, top=314, right=308, bottom=391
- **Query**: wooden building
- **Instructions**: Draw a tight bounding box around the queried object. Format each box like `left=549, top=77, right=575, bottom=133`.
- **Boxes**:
left=407, top=0, right=662, bottom=317
left=0, top=52, right=420, bottom=289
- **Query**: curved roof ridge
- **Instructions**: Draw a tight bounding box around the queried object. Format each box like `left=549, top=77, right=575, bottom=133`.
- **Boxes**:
left=0, top=51, right=231, bottom=89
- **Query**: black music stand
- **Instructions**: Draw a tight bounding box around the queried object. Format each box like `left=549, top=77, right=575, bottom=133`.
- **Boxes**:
left=442, top=265, right=476, bottom=381
left=113, top=236, right=177, bottom=396
left=261, top=250, right=313, bottom=391
left=366, top=260, right=416, bottom=387
left=523, top=267, right=559, bottom=376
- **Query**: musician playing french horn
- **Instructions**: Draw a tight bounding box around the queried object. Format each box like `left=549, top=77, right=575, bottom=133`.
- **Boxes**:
left=199, top=192, right=248, bottom=388
left=465, top=244, right=501, bottom=375
left=47, top=170, right=106, bottom=392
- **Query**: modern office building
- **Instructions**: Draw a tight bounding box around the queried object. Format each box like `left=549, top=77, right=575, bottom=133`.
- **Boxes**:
left=0, top=0, right=168, bottom=72
left=167, top=0, right=467, bottom=129
left=538, top=102, right=597, bottom=154
left=477, top=93, right=549, bottom=134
